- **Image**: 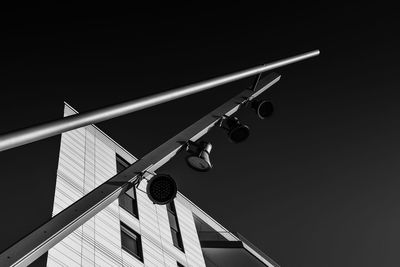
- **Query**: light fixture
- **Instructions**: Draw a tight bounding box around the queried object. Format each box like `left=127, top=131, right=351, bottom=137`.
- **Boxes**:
left=251, top=99, right=274, bottom=119
left=146, top=174, right=177, bottom=205
left=186, top=141, right=213, bottom=172
left=224, top=116, right=250, bottom=143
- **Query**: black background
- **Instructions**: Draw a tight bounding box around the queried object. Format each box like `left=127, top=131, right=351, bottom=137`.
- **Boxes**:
left=1, top=4, right=399, bottom=267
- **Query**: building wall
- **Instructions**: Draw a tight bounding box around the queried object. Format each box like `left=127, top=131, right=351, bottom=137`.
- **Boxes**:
left=47, top=104, right=206, bottom=267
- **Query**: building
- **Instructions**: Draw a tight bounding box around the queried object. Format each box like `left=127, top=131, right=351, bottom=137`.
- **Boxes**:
left=46, top=103, right=279, bottom=267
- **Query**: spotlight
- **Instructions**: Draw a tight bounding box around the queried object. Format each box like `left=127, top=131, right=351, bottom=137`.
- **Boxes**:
left=224, top=117, right=250, bottom=143
left=146, top=174, right=177, bottom=205
left=186, top=141, right=213, bottom=172
left=251, top=99, right=273, bottom=119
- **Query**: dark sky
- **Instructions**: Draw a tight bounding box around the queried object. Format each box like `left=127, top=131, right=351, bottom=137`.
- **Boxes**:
left=1, top=4, right=399, bottom=267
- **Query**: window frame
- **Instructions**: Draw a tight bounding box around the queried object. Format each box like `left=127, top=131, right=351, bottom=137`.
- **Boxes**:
left=117, top=154, right=139, bottom=218
left=167, top=201, right=185, bottom=251
left=119, top=190, right=139, bottom=218
left=116, top=154, right=130, bottom=173
left=120, top=222, right=143, bottom=262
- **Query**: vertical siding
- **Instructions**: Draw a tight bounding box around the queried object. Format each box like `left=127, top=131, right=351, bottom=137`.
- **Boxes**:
left=175, top=202, right=205, bottom=267
left=48, top=104, right=206, bottom=267
left=48, top=124, right=85, bottom=267
left=82, top=131, right=96, bottom=267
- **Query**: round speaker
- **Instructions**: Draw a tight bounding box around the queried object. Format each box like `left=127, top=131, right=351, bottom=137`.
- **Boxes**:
left=146, top=174, right=177, bottom=205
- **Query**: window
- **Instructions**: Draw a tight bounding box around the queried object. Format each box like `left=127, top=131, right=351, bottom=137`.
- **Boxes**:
left=116, top=154, right=130, bottom=173
left=121, top=222, right=143, bottom=261
left=171, top=230, right=184, bottom=250
left=119, top=187, right=139, bottom=218
left=117, top=154, right=139, bottom=218
left=167, top=201, right=184, bottom=251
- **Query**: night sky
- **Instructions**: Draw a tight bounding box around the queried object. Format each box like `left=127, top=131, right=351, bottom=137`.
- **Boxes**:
left=1, top=4, right=399, bottom=267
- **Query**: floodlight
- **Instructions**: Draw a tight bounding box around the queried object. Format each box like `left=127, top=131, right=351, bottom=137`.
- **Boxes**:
left=224, top=117, right=250, bottom=143
left=186, top=142, right=213, bottom=172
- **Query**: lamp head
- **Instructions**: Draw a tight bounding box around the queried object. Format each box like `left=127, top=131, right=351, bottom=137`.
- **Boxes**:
left=186, top=142, right=213, bottom=172
left=225, top=117, right=250, bottom=143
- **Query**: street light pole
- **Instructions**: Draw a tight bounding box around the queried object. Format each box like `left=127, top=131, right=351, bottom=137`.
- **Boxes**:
left=0, top=73, right=282, bottom=267
left=0, top=50, right=319, bottom=152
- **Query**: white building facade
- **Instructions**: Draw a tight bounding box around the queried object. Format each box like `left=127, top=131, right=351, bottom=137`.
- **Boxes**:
left=46, top=103, right=279, bottom=267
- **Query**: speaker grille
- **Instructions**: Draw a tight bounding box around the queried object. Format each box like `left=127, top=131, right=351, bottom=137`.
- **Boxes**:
left=146, top=174, right=177, bottom=205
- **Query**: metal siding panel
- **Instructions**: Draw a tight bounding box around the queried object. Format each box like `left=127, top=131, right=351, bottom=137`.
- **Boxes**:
left=175, top=201, right=206, bottom=267
left=142, top=238, right=164, bottom=262
left=49, top=246, right=81, bottom=267
left=163, top=254, right=180, bottom=267
left=119, top=208, right=141, bottom=233
left=93, top=141, right=124, bottom=266
left=48, top=126, right=85, bottom=266
left=121, top=250, right=144, bottom=267
left=46, top=256, right=66, bottom=267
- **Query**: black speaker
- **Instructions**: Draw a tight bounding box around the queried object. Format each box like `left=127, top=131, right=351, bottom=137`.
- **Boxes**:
left=146, top=174, right=177, bottom=205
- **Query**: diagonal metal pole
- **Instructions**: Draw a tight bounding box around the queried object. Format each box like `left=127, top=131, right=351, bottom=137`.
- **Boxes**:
left=0, top=73, right=282, bottom=267
left=0, top=50, right=319, bottom=152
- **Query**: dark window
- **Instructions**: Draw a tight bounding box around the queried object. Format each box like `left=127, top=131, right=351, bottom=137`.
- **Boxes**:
left=116, top=154, right=130, bottom=173
left=119, top=187, right=139, bottom=218
left=121, top=222, right=143, bottom=261
left=171, top=229, right=184, bottom=250
left=167, top=201, right=184, bottom=251
left=167, top=200, right=176, bottom=214
left=177, top=262, right=185, bottom=267
left=117, top=154, right=139, bottom=218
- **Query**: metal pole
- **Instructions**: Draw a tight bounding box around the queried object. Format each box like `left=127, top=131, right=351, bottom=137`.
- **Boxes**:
left=0, top=50, right=319, bottom=152
left=0, top=73, right=281, bottom=267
